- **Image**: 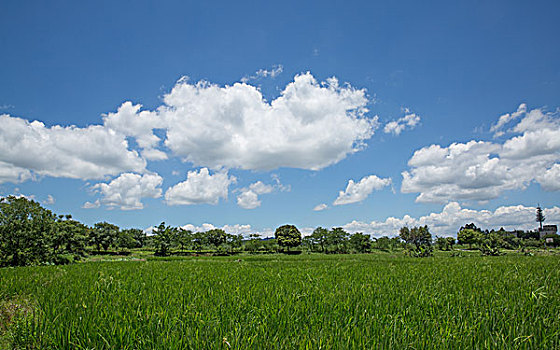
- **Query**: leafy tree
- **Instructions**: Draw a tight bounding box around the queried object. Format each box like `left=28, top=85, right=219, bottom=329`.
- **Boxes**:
left=348, top=232, right=371, bottom=253
left=435, top=236, right=454, bottom=251
left=226, top=233, right=243, bottom=251
left=399, top=226, right=433, bottom=257
left=309, top=227, right=328, bottom=252
left=457, top=228, right=482, bottom=248
left=479, top=231, right=504, bottom=256
left=325, top=227, right=349, bottom=253
left=399, top=226, right=432, bottom=248
left=191, top=231, right=206, bottom=251
left=536, top=206, right=545, bottom=230
left=90, top=222, right=120, bottom=251
left=0, top=196, right=57, bottom=266
left=274, top=224, right=302, bottom=251
left=119, top=228, right=147, bottom=248
left=245, top=233, right=262, bottom=253
left=115, top=229, right=137, bottom=251
left=175, top=228, right=192, bottom=252
left=153, top=222, right=176, bottom=256
left=52, top=216, right=88, bottom=258
left=205, top=229, right=227, bottom=248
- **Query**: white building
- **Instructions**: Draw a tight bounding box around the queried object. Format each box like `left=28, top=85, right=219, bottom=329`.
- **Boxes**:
left=539, top=225, right=558, bottom=239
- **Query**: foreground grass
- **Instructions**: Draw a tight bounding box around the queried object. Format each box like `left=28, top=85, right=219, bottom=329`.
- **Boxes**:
left=1, top=254, right=559, bottom=349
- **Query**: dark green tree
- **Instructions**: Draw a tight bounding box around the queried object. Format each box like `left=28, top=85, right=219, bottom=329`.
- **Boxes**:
left=434, top=236, right=454, bottom=251
left=325, top=227, right=349, bottom=253
left=245, top=233, right=262, bottom=253
left=90, top=222, right=119, bottom=251
left=226, top=233, right=243, bottom=252
left=457, top=228, right=482, bottom=248
left=274, top=224, right=302, bottom=251
left=348, top=232, right=371, bottom=253
left=205, top=229, right=227, bottom=248
left=309, top=227, right=328, bottom=252
left=52, top=216, right=88, bottom=258
left=0, top=196, right=57, bottom=266
left=153, top=222, right=176, bottom=256
left=175, top=228, right=193, bottom=252
left=191, top=231, right=206, bottom=251
left=536, top=205, right=545, bottom=230
left=399, top=225, right=433, bottom=257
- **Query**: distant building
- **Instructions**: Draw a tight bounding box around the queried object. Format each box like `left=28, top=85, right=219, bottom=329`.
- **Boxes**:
left=539, top=225, right=558, bottom=239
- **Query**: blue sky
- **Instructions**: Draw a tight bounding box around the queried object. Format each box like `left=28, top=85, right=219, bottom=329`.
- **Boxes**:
left=1, top=0, right=559, bottom=236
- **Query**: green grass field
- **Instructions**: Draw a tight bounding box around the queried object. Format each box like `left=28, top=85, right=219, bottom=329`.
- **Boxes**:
left=1, top=253, right=559, bottom=349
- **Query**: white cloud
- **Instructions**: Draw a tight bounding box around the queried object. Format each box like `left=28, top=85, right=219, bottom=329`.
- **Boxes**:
left=158, top=72, right=376, bottom=170
left=0, top=73, right=376, bottom=187
left=92, top=173, right=163, bottom=210
left=237, top=190, right=261, bottom=209
left=179, top=223, right=254, bottom=236
left=82, top=200, right=101, bottom=209
left=0, top=114, right=146, bottom=183
left=402, top=105, right=560, bottom=203
left=102, top=102, right=167, bottom=160
left=0, top=161, right=32, bottom=184
left=43, top=194, right=55, bottom=205
left=313, top=203, right=328, bottom=211
left=343, top=202, right=560, bottom=236
left=241, top=65, right=284, bottom=82
left=490, top=103, right=527, bottom=137
left=383, top=112, right=421, bottom=135
left=333, top=175, right=392, bottom=205
left=537, top=163, right=560, bottom=191
left=165, top=168, right=235, bottom=205
left=236, top=179, right=286, bottom=209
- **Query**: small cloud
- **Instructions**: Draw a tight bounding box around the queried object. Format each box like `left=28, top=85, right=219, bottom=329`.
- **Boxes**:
left=313, top=203, right=328, bottom=211
left=241, top=65, right=283, bottom=83
left=490, top=103, right=527, bottom=137
left=82, top=199, right=101, bottom=209
left=334, top=175, right=392, bottom=206
left=236, top=178, right=288, bottom=209
left=43, top=194, right=55, bottom=205
left=384, top=111, right=421, bottom=136
left=165, top=168, right=235, bottom=206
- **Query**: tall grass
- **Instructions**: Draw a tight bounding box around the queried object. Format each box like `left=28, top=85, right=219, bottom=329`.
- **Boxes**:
left=1, top=254, right=559, bottom=349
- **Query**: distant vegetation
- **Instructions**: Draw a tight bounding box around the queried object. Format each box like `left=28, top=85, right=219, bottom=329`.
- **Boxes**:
left=0, top=195, right=558, bottom=267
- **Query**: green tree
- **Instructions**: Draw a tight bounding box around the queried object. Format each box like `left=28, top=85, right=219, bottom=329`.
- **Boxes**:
left=153, top=222, right=176, bottom=256
left=348, top=232, right=371, bottom=253
left=90, top=222, right=119, bottom=251
left=52, top=216, right=88, bottom=258
left=245, top=233, right=262, bottom=253
left=479, top=231, right=503, bottom=256
left=274, top=225, right=302, bottom=251
left=325, top=227, right=349, bottom=253
left=309, top=227, right=328, bottom=252
left=191, top=231, right=206, bottom=251
left=175, top=228, right=192, bottom=252
left=536, top=205, right=545, bottom=230
left=205, top=229, right=227, bottom=248
left=0, top=196, right=57, bottom=266
left=435, top=236, right=455, bottom=251
left=399, top=226, right=433, bottom=257
left=457, top=228, right=482, bottom=248
left=226, top=233, right=243, bottom=252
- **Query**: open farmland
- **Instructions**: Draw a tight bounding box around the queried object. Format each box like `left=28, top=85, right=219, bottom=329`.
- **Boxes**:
left=1, top=253, right=560, bottom=349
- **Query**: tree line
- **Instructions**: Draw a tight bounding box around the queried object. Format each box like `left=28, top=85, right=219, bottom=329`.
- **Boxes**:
left=0, top=196, right=556, bottom=267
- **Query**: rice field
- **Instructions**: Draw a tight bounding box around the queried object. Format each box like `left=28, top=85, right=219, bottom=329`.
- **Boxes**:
left=1, top=253, right=559, bottom=349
